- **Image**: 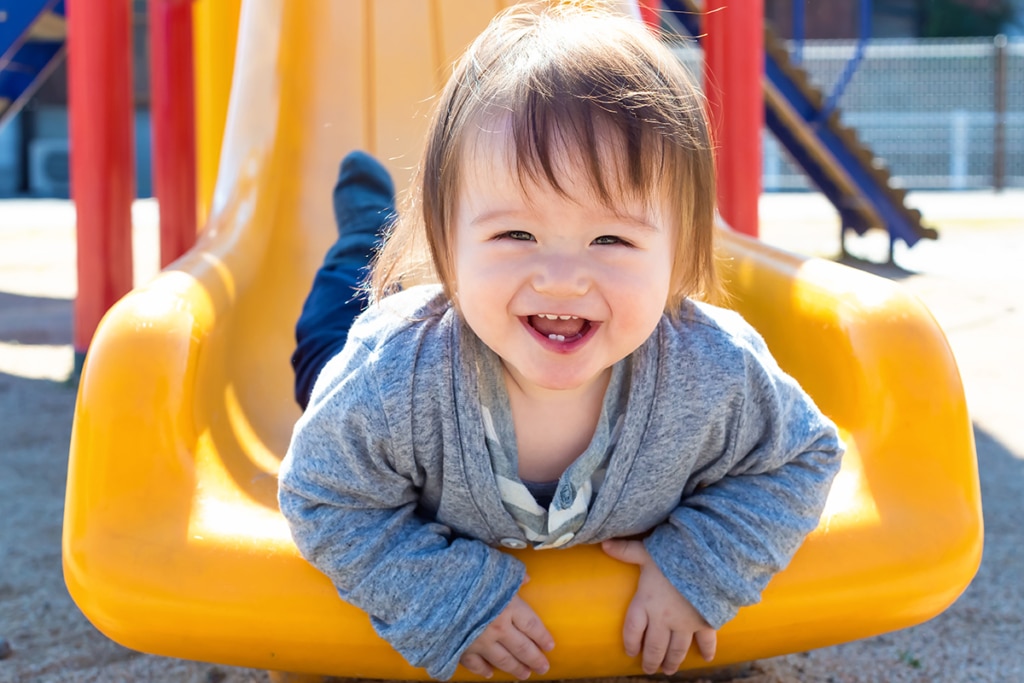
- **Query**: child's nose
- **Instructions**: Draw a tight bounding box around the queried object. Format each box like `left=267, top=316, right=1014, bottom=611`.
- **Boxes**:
left=532, top=254, right=590, bottom=297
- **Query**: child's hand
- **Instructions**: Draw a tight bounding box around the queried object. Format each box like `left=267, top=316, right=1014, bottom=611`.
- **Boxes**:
left=602, top=539, right=717, bottom=675
left=460, top=593, right=555, bottom=679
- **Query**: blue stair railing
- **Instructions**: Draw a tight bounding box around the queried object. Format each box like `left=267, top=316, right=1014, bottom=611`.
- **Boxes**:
left=660, top=0, right=936, bottom=257
left=0, top=0, right=67, bottom=129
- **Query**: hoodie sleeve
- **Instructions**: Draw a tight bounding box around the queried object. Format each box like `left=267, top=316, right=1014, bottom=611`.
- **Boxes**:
left=278, top=335, right=526, bottom=680
left=644, top=322, right=845, bottom=629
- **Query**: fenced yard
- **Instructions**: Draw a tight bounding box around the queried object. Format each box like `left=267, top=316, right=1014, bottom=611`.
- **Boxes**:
left=675, top=35, right=1024, bottom=191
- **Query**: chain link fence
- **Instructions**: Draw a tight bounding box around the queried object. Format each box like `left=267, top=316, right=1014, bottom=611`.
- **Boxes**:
left=763, top=37, right=1024, bottom=191
left=672, top=36, right=1023, bottom=191
left=770, top=37, right=1019, bottom=192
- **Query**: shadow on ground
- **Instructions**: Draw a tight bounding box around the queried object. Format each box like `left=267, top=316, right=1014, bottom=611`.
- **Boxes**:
left=835, top=253, right=917, bottom=281
left=0, top=292, right=72, bottom=346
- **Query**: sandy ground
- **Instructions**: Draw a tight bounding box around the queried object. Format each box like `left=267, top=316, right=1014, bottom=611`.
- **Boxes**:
left=0, top=192, right=1021, bottom=682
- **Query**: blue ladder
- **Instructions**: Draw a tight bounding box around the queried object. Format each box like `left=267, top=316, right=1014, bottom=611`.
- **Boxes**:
left=0, top=0, right=67, bottom=129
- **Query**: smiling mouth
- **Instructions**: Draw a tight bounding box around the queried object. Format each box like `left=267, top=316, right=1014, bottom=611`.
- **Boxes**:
left=527, top=313, right=593, bottom=343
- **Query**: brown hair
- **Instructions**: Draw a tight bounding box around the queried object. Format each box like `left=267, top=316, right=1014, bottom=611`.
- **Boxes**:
left=370, top=0, right=720, bottom=312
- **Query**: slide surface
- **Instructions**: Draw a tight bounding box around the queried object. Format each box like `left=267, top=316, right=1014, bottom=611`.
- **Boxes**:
left=63, top=1, right=981, bottom=678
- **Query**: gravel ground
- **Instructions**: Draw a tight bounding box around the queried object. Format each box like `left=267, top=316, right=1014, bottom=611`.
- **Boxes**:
left=0, top=192, right=1021, bottom=682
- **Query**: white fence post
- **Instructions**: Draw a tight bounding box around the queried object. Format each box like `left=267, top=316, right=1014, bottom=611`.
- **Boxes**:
left=950, top=110, right=969, bottom=190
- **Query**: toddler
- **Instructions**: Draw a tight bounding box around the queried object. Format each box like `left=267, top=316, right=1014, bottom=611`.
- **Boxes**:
left=279, top=2, right=844, bottom=680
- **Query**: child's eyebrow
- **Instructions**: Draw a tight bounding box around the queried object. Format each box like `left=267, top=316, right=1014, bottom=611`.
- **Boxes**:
left=610, top=213, right=661, bottom=232
left=587, top=206, right=663, bottom=233
left=469, top=207, right=660, bottom=232
left=468, top=208, right=532, bottom=227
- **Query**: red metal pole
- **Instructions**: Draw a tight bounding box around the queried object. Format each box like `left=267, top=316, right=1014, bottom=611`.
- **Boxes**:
left=703, top=0, right=762, bottom=237
left=149, top=0, right=198, bottom=267
left=637, top=0, right=661, bottom=32
left=67, top=0, right=136, bottom=360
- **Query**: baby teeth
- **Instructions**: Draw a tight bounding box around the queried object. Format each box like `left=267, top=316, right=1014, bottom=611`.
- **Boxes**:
left=548, top=334, right=566, bottom=342
left=537, top=313, right=579, bottom=320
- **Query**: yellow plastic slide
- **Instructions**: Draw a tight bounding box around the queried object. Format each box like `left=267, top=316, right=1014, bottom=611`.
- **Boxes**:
left=63, top=1, right=983, bottom=679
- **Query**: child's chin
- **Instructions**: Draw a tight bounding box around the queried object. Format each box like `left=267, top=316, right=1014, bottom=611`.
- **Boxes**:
left=524, top=366, right=606, bottom=393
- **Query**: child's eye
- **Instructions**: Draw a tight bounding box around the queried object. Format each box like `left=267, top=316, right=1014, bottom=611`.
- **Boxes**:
left=498, top=230, right=535, bottom=242
left=592, top=235, right=630, bottom=246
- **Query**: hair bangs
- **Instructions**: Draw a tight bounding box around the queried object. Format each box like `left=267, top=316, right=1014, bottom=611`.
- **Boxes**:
left=502, top=86, right=669, bottom=221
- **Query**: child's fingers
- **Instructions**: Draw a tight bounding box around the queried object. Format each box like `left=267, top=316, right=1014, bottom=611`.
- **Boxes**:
left=640, top=623, right=670, bottom=675
left=694, top=628, right=718, bottom=662
left=621, top=599, right=648, bottom=658
left=661, top=629, right=694, bottom=675
left=488, top=598, right=552, bottom=676
left=511, top=604, right=555, bottom=653
left=459, top=652, right=494, bottom=678
left=601, top=538, right=649, bottom=566
left=487, top=641, right=540, bottom=679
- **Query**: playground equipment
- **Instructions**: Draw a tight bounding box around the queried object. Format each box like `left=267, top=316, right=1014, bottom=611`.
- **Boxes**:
left=61, top=1, right=982, bottom=679
left=666, top=0, right=938, bottom=259
left=0, top=0, right=66, bottom=129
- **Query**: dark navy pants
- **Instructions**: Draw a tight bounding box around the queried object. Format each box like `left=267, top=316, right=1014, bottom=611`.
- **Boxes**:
left=292, top=151, right=396, bottom=409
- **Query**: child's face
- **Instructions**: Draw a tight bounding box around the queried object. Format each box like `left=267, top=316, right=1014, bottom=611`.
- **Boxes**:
left=452, top=134, right=675, bottom=396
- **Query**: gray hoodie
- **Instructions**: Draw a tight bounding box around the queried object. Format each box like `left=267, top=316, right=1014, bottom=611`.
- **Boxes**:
left=278, top=285, right=844, bottom=679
